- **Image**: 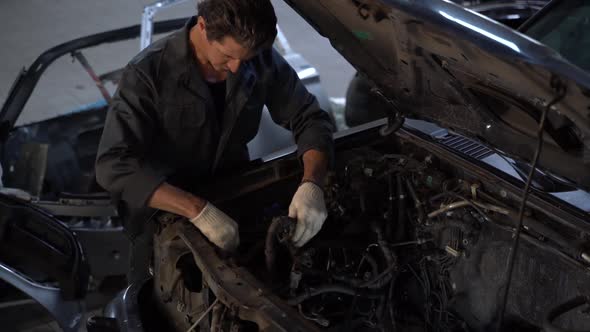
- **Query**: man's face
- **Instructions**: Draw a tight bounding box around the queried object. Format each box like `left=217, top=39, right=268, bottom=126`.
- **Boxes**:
left=206, top=35, right=254, bottom=74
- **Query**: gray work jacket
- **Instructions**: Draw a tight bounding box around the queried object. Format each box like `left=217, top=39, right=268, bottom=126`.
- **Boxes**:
left=95, top=17, right=334, bottom=238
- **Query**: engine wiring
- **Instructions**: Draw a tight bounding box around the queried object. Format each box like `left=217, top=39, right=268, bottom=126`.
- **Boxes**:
left=284, top=153, right=468, bottom=330
left=260, top=119, right=580, bottom=331
left=496, top=79, right=567, bottom=331
left=269, top=153, right=458, bottom=330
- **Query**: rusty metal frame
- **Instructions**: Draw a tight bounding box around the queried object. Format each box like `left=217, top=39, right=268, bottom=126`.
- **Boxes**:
left=153, top=220, right=320, bottom=332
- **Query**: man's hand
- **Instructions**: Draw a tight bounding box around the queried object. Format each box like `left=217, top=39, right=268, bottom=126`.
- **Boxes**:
left=190, top=202, right=240, bottom=251
left=148, top=182, right=239, bottom=251
left=288, top=149, right=329, bottom=247
left=288, top=181, right=327, bottom=247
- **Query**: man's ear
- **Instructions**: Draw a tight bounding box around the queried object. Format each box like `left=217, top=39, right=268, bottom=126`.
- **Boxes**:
left=197, top=16, right=206, bottom=32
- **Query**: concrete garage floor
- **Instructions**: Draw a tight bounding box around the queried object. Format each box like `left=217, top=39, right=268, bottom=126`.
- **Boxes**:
left=0, top=0, right=354, bottom=331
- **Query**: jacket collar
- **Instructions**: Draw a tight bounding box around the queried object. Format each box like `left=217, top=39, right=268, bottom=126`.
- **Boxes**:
left=172, top=17, right=258, bottom=101
left=212, top=60, right=258, bottom=172
left=175, top=17, right=210, bottom=100
left=164, top=17, right=260, bottom=172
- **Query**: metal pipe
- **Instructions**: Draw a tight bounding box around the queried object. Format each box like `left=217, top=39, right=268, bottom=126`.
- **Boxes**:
left=387, top=239, right=431, bottom=247
left=186, top=298, right=219, bottom=332
left=427, top=199, right=509, bottom=219
left=141, top=0, right=188, bottom=50
left=209, top=301, right=224, bottom=332
left=427, top=201, right=471, bottom=219
left=406, top=179, right=426, bottom=223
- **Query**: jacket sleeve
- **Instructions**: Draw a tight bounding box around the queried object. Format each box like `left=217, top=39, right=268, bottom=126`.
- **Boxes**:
left=95, top=65, right=168, bottom=210
left=264, top=49, right=335, bottom=162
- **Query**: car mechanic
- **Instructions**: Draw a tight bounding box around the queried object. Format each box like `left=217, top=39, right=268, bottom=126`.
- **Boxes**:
left=95, top=0, right=335, bottom=283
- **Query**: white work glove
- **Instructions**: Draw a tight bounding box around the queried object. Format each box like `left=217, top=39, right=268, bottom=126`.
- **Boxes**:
left=189, top=202, right=239, bottom=252
left=288, top=181, right=328, bottom=247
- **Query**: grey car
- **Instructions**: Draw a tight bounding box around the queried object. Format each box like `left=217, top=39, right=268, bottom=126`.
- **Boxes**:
left=95, top=0, right=590, bottom=331
left=0, top=5, right=332, bottom=331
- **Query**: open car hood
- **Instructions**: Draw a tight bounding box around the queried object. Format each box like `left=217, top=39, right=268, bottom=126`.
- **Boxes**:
left=284, top=0, right=590, bottom=190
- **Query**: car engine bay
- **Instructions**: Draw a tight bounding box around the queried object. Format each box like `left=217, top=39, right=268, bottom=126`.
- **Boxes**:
left=147, top=130, right=590, bottom=332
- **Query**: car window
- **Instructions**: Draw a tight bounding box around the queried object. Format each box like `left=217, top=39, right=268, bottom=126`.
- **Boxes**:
left=16, top=39, right=138, bottom=126
left=524, top=0, right=590, bottom=71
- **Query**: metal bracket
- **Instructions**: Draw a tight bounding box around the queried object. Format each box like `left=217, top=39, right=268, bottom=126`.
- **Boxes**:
left=141, top=0, right=190, bottom=50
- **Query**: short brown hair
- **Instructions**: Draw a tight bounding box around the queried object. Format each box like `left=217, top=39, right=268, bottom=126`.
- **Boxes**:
left=197, top=0, right=277, bottom=51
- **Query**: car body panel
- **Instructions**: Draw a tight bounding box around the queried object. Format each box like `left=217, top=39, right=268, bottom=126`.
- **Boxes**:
left=0, top=193, right=89, bottom=331
left=104, top=279, right=147, bottom=332
left=0, top=262, right=85, bottom=332
left=283, top=0, right=590, bottom=189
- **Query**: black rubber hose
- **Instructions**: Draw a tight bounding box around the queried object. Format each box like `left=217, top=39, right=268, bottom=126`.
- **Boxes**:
left=361, top=223, right=396, bottom=290
left=497, top=82, right=567, bottom=330
left=543, top=296, right=590, bottom=332
left=363, top=252, right=380, bottom=279
left=287, top=284, right=382, bottom=305
left=333, top=252, right=379, bottom=283
left=374, top=223, right=396, bottom=270
left=380, top=112, right=405, bottom=136
left=332, top=254, right=393, bottom=290
left=265, top=216, right=296, bottom=279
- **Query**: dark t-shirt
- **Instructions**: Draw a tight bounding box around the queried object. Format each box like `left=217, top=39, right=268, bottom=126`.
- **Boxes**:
left=207, top=80, right=226, bottom=125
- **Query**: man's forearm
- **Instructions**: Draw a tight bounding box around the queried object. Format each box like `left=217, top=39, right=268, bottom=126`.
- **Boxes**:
left=148, top=150, right=327, bottom=218
left=148, top=182, right=206, bottom=219
left=302, top=149, right=329, bottom=185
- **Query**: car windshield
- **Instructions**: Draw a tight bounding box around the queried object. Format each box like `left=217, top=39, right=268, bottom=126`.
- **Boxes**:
left=15, top=38, right=139, bottom=126
left=523, top=0, right=590, bottom=71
